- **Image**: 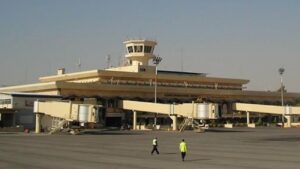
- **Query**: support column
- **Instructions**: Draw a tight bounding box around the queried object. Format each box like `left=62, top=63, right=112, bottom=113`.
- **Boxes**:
left=284, top=106, right=291, bottom=128
left=170, top=115, right=177, bottom=131
left=246, top=111, right=250, bottom=125
left=285, top=115, right=291, bottom=128
left=247, top=111, right=256, bottom=128
left=133, top=110, right=137, bottom=130
left=35, top=113, right=42, bottom=134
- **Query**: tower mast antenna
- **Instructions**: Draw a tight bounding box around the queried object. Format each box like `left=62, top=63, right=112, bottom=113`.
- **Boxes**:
left=106, top=54, right=111, bottom=68
left=180, top=48, right=184, bottom=72
left=77, top=58, right=81, bottom=71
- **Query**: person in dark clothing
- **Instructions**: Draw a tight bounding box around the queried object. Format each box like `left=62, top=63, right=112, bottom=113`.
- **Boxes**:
left=151, top=137, right=159, bottom=155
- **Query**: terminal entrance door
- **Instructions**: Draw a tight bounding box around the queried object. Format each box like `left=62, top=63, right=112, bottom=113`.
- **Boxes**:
left=0, top=112, right=14, bottom=127
left=106, top=117, right=122, bottom=127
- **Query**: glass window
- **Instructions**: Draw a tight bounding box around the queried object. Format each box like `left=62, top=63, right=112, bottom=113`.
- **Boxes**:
left=134, top=45, right=143, bottom=52
left=127, top=46, right=133, bottom=53
left=0, top=99, right=11, bottom=105
left=144, top=46, right=152, bottom=53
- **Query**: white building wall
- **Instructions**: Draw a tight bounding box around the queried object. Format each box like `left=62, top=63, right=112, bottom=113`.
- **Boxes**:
left=0, top=94, right=13, bottom=109
left=1, top=94, right=61, bottom=129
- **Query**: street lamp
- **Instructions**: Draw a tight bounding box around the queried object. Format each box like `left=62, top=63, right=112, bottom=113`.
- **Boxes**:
left=278, top=67, right=285, bottom=127
left=153, top=56, right=162, bottom=128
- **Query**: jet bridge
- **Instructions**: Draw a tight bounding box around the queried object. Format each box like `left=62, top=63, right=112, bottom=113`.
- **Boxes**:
left=119, top=100, right=219, bottom=131
left=233, top=103, right=300, bottom=128
left=34, top=100, right=100, bottom=134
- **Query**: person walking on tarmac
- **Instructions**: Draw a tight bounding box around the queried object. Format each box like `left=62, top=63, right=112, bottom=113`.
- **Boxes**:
left=179, top=139, right=187, bottom=161
left=151, top=137, right=159, bottom=155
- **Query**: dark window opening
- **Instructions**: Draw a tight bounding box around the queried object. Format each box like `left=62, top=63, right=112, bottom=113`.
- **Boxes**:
left=144, top=46, right=152, bottom=53
left=134, top=45, right=143, bottom=52
left=128, top=46, right=133, bottom=53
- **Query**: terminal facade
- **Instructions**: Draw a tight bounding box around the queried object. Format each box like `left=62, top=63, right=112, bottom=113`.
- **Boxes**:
left=0, top=92, right=61, bottom=130
left=1, top=40, right=300, bottom=129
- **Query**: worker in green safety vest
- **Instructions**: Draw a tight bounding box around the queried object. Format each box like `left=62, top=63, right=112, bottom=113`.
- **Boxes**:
left=179, top=139, right=187, bottom=161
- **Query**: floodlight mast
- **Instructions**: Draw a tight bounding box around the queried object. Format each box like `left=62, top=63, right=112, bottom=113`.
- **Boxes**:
left=153, top=56, right=162, bottom=128
left=278, top=67, right=285, bottom=127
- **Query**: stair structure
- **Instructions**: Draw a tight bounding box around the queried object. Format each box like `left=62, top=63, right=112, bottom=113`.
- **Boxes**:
left=179, top=118, right=208, bottom=132
left=49, top=117, right=68, bottom=134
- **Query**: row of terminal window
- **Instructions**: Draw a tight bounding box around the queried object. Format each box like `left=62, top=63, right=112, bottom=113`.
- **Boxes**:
left=127, top=45, right=152, bottom=53
left=0, top=99, right=11, bottom=105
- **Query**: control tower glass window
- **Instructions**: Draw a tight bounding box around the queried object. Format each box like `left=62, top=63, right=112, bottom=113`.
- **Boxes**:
left=127, top=46, right=133, bottom=53
left=144, top=46, right=152, bottom=53
left=134, top=45, right=143, bottom=53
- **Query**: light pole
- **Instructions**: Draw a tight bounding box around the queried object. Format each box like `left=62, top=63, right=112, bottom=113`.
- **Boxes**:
left=153, top=56, right=162, bottom=128
left=278, top=67, right=285, bottom=127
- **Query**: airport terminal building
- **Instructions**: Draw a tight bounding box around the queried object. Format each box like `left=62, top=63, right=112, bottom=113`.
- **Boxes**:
left=1, top=40, right=300, bottom=129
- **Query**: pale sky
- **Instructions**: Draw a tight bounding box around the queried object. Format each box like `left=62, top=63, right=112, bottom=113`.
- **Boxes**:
left=0, top=0, right=300, bottom=92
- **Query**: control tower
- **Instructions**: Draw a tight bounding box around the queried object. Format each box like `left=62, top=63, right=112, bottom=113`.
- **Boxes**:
left=107, top=39, right=158, bottom=73
left=123, top=39, right=157, bottom=66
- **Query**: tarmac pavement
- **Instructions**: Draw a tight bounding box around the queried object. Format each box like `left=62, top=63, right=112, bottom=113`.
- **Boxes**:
left=0, top=127, right=299, bottom=169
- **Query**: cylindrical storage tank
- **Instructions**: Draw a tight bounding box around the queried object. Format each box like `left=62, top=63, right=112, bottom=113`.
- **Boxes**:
left=197, top=103, right=209, bottom=119
left=79, top=105, right=89, bottom=122
left=211, top=104, right=219, bottom=119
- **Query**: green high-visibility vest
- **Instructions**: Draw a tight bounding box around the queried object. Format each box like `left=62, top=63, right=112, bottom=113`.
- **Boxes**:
left=179, top=141, right=187, bottom=152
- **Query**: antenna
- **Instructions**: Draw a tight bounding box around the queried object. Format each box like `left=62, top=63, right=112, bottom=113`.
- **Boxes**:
left=24, top=65, right=28, bottom=83
left=118, top=55, right=122, bottom=66
left=77, top=58, right=81, bottom=71
left=106, top=54, right=111, bottom=68
left=180, top=48, right=184, bottom=72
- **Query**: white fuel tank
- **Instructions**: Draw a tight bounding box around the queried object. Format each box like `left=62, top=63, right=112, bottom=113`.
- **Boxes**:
left=197, top=103, right=209, bottom=119
left=78, top=105, right=89, bottom=122
left=196, top=103, right=219, bottom=119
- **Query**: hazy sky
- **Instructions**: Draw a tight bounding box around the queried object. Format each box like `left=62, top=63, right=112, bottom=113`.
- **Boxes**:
left=0, top=0, right=300, bottom=92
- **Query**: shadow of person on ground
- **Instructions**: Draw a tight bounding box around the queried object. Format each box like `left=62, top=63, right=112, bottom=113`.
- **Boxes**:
left=185, top=158, right=210, bottom=162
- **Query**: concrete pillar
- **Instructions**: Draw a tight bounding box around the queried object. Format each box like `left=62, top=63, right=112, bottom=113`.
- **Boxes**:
left=35, top=113, right=42, bottom=134
left=170, top=115, right=177, bottom=131
left=133, top=111, right=137, bottom=130
left=283, top=106, right=291, bottom=128
left=285, top=115, right=291, bottom=128
left=246, top=111, right=250, bottom=125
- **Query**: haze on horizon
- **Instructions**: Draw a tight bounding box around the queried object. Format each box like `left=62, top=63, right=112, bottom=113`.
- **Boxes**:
left=0, top=0, right=300, bottom=92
